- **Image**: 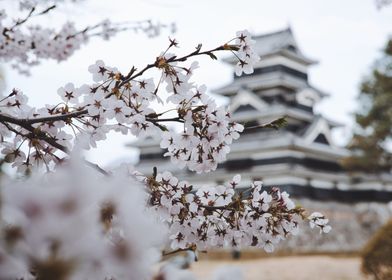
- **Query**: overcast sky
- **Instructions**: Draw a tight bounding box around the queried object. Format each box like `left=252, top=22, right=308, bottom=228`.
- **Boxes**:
left=3, top=0, right=392, bottom=167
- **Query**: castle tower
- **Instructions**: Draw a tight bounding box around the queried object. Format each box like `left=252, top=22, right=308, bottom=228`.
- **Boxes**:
left=213, top=27, right=349, bottom=195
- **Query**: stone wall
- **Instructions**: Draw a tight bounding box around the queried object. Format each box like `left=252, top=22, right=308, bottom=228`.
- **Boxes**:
left=280, top=199, right=391, bottom=252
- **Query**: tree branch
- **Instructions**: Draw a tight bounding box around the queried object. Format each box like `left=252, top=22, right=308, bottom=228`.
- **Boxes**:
left=8, top=5, right=57, bottom=32
left=244, top=117, right=288, bottom=131
left=0, top=110, right=88, bottom=126
left=0, top=113, right=110, bottom=176
left=118, top=44, right=230, bottom=87
left=162, top=246, right=195, bottom=257
left=146, top=117, right=184, bottom=123
left=83, top=159, right=111, bottom=176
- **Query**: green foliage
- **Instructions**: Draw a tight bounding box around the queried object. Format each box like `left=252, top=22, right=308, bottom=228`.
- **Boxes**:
left=362, top=219, right=392, bottom=280
left=244, top=116, right=288, bottom=132
left=343, top=39, right=392, bottom=173
left=0, top=157, right=3, bottom=177
left=262, top=117, right=288, bottom=130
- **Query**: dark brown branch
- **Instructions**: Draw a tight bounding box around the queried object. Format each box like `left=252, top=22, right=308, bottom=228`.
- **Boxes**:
left=0, top=113, right=109, bottom=176
left=118, top=44, right=230, bottom=87
left=36, top=5, right=57, bottom=16
left=65, top=24, right=99, bottom=40
left=1, top=121, right=29, bottom=139
left=119, top=63, right=156, bottom=87
left=9, top=7, right=36, bottom=31
left=8, top=5, right=57, bottom=32
left=146, top=117, right=183, bottom=123
left=25, top=110, right=87, bottom=124
left=200, top=205, right=236, bottom=211
left=1, top=114, right=69, bottom=154
left=162, top=246, right=194, bottom=257
left=0, top=113, right=45, bottom=134
left=0, top=110, right=87, bottom=126
left=170, top=45, right=226, bottom=63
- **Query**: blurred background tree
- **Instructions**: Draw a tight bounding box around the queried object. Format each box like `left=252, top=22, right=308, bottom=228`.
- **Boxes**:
left=342, top=39, right=392, bottom=173
left=0, top=66, right=4, bottom=178
left=362, top=219, right=392, bottom=280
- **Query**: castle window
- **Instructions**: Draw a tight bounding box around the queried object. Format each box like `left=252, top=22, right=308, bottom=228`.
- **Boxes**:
left=286, top=44, right=297, bottom=52
left=314, top=133, right=330, bottom=145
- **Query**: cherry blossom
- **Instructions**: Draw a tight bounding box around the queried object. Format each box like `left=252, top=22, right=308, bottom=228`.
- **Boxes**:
left=146, top=171, right=330, bottom=253
left=308, top=212, right=332, bottom=233
left=0, top=2, right=174, bottom=74
left=0, top=3, right=332, bottom=277
left=234, top=30, right=260, bottom=76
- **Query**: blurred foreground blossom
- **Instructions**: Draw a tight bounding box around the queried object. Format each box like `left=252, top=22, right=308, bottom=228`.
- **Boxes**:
left=0, top=158, right=166, bottom=279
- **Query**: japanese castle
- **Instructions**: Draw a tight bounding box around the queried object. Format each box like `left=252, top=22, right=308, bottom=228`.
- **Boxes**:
left=132, top=28, right=392, bottom=252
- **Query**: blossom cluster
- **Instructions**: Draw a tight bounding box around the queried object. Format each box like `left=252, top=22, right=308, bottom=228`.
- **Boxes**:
left=0, top=160, right=165, bottom=280
left=0, top=1, right=173, bottom=74
left=147, top=171, right=330, bottom=253
left=233, top=30, right=260, bottom=76
left=308, top=212, right=332, bottom=233
left=0, top=32, right=253, bottom=174
left=159, top=58, right=244, bottom=173
left=0, top=159, right=331, bottom=279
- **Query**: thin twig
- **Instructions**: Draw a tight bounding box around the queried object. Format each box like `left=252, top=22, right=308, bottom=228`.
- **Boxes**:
left=8, top=5, right=57, bottom=31
left=84, top=159, right=111, bottom=176
left=0, top=114, right=109, bottom=176
left=244, top=117, right=288, bottom=131
left=146, top=117, right=184, bottom=123
left=162, top=247, right=194, bottom=257
left=118, top=45, right=229, bottom=87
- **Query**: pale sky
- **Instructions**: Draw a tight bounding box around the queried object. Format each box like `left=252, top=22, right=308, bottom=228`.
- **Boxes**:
left=3, top=0, right=392, bottom=168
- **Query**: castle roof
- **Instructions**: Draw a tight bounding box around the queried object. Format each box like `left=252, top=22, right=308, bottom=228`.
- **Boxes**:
left=225, top=27, right=317, bottom=65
